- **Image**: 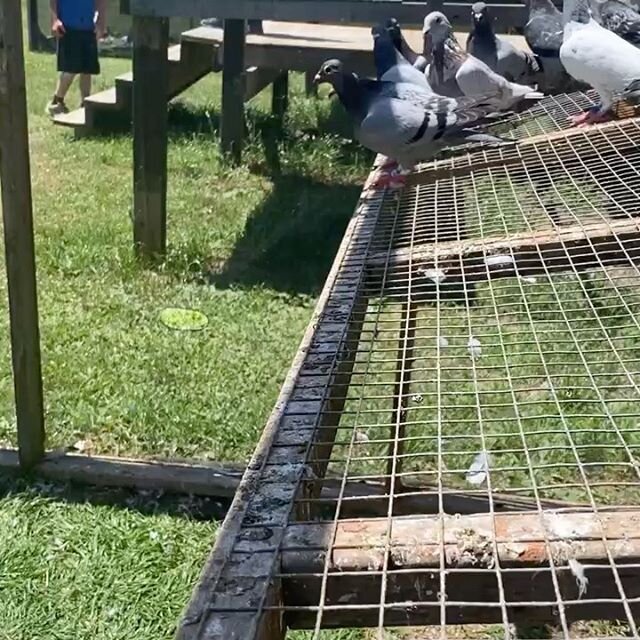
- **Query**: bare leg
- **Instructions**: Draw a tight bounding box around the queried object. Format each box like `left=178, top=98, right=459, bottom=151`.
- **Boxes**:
left=79, top=74, right=92, bottom=105
left=54, top=72, right=75, bottom=101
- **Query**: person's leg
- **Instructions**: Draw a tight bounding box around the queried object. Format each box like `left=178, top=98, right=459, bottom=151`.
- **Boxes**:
left=79, top=74, right=92, bottom=104
left=47, top=72, right=75, bottom=116
left=55, top=72, right=75, bottom=100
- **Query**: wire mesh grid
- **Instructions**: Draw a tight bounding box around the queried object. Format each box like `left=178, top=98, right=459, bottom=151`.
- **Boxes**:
left=486, top=91, right=599, bottom=140
left=185, top=110, right=640, bottom=640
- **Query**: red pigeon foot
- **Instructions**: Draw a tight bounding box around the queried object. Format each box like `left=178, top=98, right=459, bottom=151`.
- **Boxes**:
left=570, top=108, right=612, bottom=127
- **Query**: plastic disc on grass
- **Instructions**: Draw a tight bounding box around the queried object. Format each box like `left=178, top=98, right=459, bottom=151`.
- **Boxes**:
left=159, top=308, right=209, bottom=331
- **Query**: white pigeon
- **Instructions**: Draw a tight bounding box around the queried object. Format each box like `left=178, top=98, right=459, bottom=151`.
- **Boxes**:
left=422, top=11, right=544, bottom=112
left=560, top=0, right=640, bottom=124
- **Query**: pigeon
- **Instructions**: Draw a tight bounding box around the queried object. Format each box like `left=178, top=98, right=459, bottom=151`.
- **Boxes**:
left=560, top=0, right=640, bottom=124
left=596, top=0, right=640, bottom=46
left=422, top=11, right=544, bottom=111
left=466, top=2, right=540, bottom=83
left=371, top=23, right=432, bottom=89
left=525, top=0, right=564, bottom=56
left=385, top=18, right=429, bottom=72
left=313, top=59, right=511, bottom=188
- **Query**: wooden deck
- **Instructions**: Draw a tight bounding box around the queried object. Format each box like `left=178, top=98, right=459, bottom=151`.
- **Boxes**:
left=183, top=20, right=531, bottom=75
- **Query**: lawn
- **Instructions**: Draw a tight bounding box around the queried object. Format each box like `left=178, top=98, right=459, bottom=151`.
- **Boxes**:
left=2, top=13, right=640, bottom=640
left=0, top=20, right=371, bottom=640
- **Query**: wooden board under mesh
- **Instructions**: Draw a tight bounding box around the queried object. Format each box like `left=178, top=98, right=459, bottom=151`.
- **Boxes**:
left=177, top=110, right=640, bottom=640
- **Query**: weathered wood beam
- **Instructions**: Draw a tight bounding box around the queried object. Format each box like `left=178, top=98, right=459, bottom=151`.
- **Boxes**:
left=245, top=67, right=282, bottom=102
left=221, top=19, right=246, bottom=163
left=0, top=449, right=580, bottom=515
left=0, top=449, right=243, bottom=497
left=271, top=71, right=289, bottom=123
left=0, top=1, right=46, bottom=470
left=366, top=218, right=640, bottom=292
left=132, top=16, right=170, bottom=258
left=127, top=1, right=527, bottom=30
left=282, top=511, right=640, bottom=628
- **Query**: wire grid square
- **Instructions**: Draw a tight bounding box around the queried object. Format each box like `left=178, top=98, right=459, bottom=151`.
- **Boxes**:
left=285, top=117, right=640, bottom=639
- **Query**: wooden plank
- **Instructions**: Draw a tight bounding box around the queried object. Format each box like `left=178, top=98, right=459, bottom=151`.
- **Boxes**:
left=221, top=19, right=246, bottom=163
left=182, top=22, right=530, bottom=76
left=0, top=1, right=46, bottom=470
left=132, top=16, right=170, bottom=259
left=282, top=511, right=640, bottom=628
left=175, top=177, right=384, bottom=640
left=0, top=449, right=243, bottom=497
left=0, top=448, right=584, bottom=515
left=129, top=1, right=527, bottom=30
left=365, top=218, right=640, bottom=288
left=271, top=71, right=289, bottom=122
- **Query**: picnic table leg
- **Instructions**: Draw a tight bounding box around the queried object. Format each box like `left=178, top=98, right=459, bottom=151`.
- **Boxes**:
left=0, top=0, right=45, bottom=469
left=272, top=71, right=289, bottom=125
left=221, top=19, right=246, bottom=163
left=132, top=16, right=169, bottom=259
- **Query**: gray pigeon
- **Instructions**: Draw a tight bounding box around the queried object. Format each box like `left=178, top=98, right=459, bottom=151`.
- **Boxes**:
left=385, top=18, right=429, bottom=73
left=371, top=23, right=432, bottom=89
left=423, top=11, right=544, bottom=111
left=597, top=0, right=640, bottom=46
left=313, top=59, right=510, bottom=188
left=524, top=0, right=589, bottom=93
left=466, top=2, right=540, bottom=83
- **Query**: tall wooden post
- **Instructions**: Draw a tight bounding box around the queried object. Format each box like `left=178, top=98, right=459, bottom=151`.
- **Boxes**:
left=221, top=19, right=246, bottom=163
left=0, top=0, right=46, bottom=469
left=271, top=71, right=289, bottom=125
left=132, top=16, right=169, bottom=259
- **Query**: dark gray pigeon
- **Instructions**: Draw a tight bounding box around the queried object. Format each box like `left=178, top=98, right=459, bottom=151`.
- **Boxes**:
left=371, top=23, right=431, bottom=89
left=523, top=0, right=588, bottom=93
left=466, top=2, right=540, bottom=83
left=597, top=0, right=640, bottom=46
left=313, top=58, right=511, bottom=188
left=385, top=18, right=429, bottom=73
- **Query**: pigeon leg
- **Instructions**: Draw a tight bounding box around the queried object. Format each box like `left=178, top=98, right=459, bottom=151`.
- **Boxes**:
left=570, top=105, right=611, bottom=127
left=369, top=164, right=412, bottom=190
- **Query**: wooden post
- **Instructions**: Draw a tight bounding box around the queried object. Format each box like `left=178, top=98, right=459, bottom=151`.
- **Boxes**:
left=304, top=71, right=317, bottom=98
left=271, top=71, right=289, bottom=124
left=221, top=19, right=246, bottom=163
left=132, top=16, right=169, bottom=259
left=0, top=0, right=46, bottom=470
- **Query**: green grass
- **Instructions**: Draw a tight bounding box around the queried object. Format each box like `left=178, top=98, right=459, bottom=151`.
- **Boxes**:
left=2, top=15, right=639, bottom=640
left=0, top=22, right=370, bottom=640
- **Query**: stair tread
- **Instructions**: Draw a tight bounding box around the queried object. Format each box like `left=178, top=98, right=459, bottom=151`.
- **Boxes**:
left=53, top=108, right=86, bottom=127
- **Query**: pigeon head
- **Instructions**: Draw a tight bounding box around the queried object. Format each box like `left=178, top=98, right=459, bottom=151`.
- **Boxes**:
left=385, top=18, right=403, bottom=48
left=422, top=11, right=452, bottom=49
left=471, top=2, right=490, bottom=26
left=314, top=59, right=346, bottom=88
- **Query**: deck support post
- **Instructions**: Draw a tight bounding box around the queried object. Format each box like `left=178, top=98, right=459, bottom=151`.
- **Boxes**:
left=0, top=0, right=46, bottom=470
left=271, top=71, right=289, bottom=125
left=132, top=15, right=169, bottom=259
left=221, top=19, right=246, bottom=163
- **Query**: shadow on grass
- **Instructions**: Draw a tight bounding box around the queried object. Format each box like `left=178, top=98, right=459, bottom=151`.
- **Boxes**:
left=0, top=476, right=231, bottom=522
left=208, top=175, right=360, bottom=295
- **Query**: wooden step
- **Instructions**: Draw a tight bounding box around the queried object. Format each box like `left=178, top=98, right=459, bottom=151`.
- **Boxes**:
left=52, top=108, right=86, bottom=128
left=84, top=87, right=118, bottom=110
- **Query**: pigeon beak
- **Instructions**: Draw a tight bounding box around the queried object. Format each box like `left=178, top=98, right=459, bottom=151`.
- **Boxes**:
left=474, top=12, right=483, bottom=20
left=313, top=73, right=322, bottom=85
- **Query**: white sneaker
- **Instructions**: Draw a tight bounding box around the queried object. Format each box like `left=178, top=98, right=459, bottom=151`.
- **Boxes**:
left=46, top=99, right=69, bottom=117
